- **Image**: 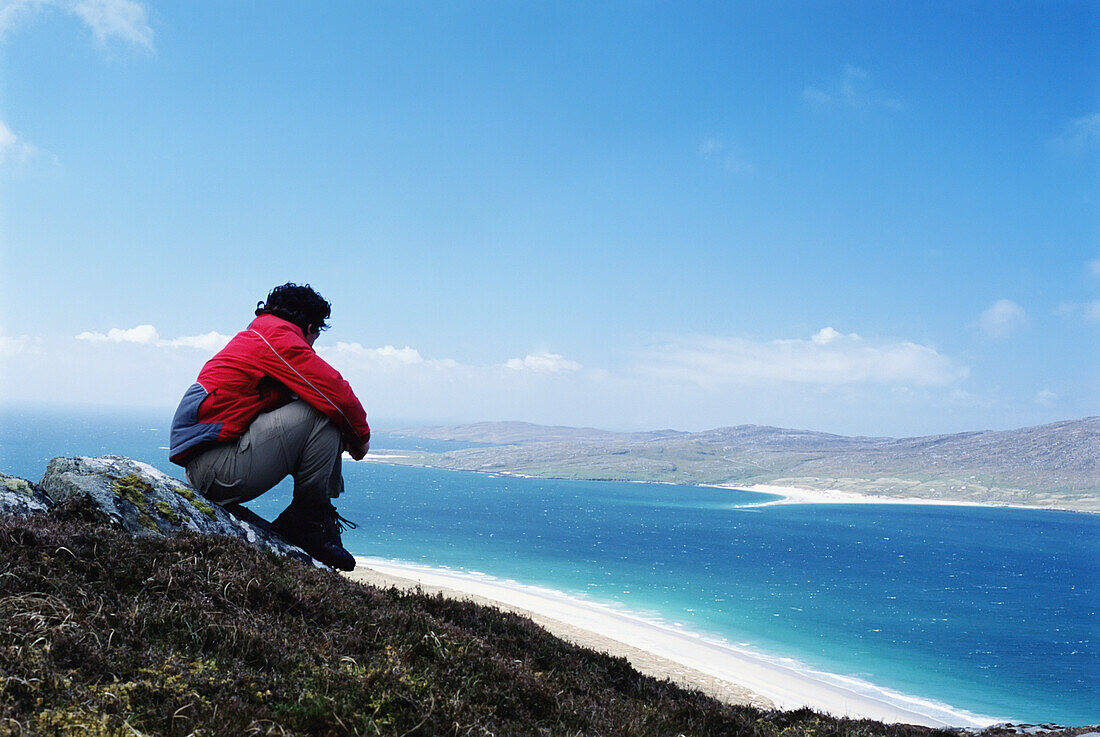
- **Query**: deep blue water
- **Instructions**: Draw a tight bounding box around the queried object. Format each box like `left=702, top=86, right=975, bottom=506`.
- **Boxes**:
left=1, top=406, right=1096, bottom=725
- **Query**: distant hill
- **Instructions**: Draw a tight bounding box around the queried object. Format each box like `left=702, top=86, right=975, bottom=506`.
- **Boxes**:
left=385, top=418, right=1100, bottom=512
left=398, top=420, right=686, bottom=444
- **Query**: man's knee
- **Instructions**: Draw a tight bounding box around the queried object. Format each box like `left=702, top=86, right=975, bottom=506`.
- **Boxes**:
left=275, top=399, right=329, bottom=428
left=259, top=400, right=338, bottom=443
left=303, top=404, right=341, bottom=450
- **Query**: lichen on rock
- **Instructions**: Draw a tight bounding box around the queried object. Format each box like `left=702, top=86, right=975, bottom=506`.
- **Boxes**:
left=0, top=471, right=52, bottom=517
left=4, top=476, right=34, bottom=495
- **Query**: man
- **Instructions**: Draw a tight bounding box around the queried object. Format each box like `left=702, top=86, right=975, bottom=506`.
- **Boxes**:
left=169, top=283, right=370, bottom=570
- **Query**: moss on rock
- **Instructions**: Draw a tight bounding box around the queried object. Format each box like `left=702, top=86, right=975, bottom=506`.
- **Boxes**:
left=109, top=474, right=152, bottom=511
left=152, top=500, right=182, bottom=525
left=188, top=498, right=217, bottom=521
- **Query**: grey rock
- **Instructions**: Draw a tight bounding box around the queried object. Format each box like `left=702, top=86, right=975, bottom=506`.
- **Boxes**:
left=38, top=455, right=316, bottom=566
left=0, top=471, right=53, bottom=517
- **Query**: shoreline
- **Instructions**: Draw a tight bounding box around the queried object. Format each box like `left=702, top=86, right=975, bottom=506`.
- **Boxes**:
left=726, top=483, right=1039, bottom=510
left=345, top=557, right=1002, bottom=729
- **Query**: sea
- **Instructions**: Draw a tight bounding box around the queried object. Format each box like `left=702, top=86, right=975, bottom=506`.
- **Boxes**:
left=1, top=405, right=1096, bottom=726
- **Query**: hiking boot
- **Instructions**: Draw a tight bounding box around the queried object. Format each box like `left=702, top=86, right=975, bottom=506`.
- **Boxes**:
left=272, top=501, right=357, bottom=571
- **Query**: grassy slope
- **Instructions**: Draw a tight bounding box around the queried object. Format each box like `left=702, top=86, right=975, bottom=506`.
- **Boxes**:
left=2, top=502, right=1094, bottom=736
left=0, top=500, right=969, bottom=737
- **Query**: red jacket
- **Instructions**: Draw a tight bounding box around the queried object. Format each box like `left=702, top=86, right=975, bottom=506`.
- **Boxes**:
left=170, top=314, right=370, bottom=465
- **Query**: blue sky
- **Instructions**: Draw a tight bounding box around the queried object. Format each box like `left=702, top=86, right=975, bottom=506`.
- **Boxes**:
left=1, top=1, right=1097, bottom=435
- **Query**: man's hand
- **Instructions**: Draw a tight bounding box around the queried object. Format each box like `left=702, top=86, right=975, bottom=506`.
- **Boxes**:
left=344, top=437, right=369, bottom=460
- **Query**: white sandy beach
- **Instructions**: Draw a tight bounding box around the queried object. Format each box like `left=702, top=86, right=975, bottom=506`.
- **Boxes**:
left=346, top=557, right=1001, bottom=729
left=350, top=452, right=410, bottom=462
left=730, top=483, right=1015, bottom=508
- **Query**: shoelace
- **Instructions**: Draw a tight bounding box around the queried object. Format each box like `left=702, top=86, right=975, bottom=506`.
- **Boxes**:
left=328, top=506, right=358, bottom=533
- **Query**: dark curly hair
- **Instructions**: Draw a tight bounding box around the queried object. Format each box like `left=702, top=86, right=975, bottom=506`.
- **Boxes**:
left=255, top=283, right=331, bottom=334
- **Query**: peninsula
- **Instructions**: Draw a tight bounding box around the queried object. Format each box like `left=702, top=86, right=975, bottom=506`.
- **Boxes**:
left=373, top=417, right=1099, bottom=512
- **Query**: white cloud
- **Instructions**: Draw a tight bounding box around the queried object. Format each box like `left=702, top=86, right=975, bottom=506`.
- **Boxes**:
left=0, top=119, right=39, bottom=166
left=72, top=0, right=152, bottom=48
left=504, top=352, right=582, bottom=374
left=1056, top=300, right=1100, bottom=323
left=1035, top=389, right=1058, bottom=407
left=76, top=324, right=236, bottom=349
left=1089, top=259, right=1100, bottom=277
left=77, top=324, right=159, bottom=344
left=811, top=326, right=860, bottom=345
left=0, top=0, right=43, bottom=36
left=699, top=138, right=723, bottom=156
left=332, top=342, right=426, bottom=365
left=698, top=137, right=755, bottom=175
left=635, top=330, right=966, bottom=387
left=5, top=328, right=1081, bottom=436
left=803, top=65, right=903, bottom=111
left=325, top=342, right=463, bottom=374
left=1052, top=113, right=1100, bottom=153
left=159, top=331, right=233, bottom=351
left=0, top=334, right=39, bottom=355
left=801, top=87, right=832, bottom=106
left=0, top=0, right=152, bottom=48
left=977, top=299, right=1027, bottom=339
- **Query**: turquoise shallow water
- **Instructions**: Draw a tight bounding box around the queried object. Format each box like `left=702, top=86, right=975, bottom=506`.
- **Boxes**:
left=2, top=406, right=1097, bottom=726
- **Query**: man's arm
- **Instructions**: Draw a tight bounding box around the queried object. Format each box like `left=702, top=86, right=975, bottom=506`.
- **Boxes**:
left=248, top=328, right=371, bottom=446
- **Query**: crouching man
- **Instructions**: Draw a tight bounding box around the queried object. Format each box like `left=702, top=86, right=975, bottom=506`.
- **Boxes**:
left=169, top=283, right=370, bottom=570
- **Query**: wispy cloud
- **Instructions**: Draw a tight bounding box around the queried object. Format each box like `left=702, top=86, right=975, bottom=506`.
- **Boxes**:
left=333, top=342, right=419, bottom=364
left=635, top=328, right=966, bottom=387
left=0, top=0, right=152, bottom=48
left=1063, top=301, right=1100, bottom=322
left=698, top=137, right=755, bottom=175
left=0, top=333, right=40, bottom=355
left=977, top=299, right=1027, bottom=339
left=76, top=324, right=232, bottom=349
left=0, top=119, right=39, bottom=166
left=1034, top=389, right=1058, bottom=407
left=803, top=65, right=904, bottom=111
left=328, top=343, right=584, bottom=375
left=504, top=352, right=582, bottom=373
left=73, top=0, right=152, bottom=48
left=159, top=331, right=233, bottom=351
left=1054, top=264, right=1100, bottom=323
left=0, top=0, right=44, bottom=37
left=1051, top=112, right=1100, bottom=154
left=77, top=324, right=159, bottom=344
left=72, top=329, right=584, bottom=379
left=327, top=341, right=460, bottom=370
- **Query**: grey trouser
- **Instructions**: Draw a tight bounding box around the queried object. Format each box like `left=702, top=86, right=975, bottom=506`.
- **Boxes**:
left=185, top=400, right=344, bottom=505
